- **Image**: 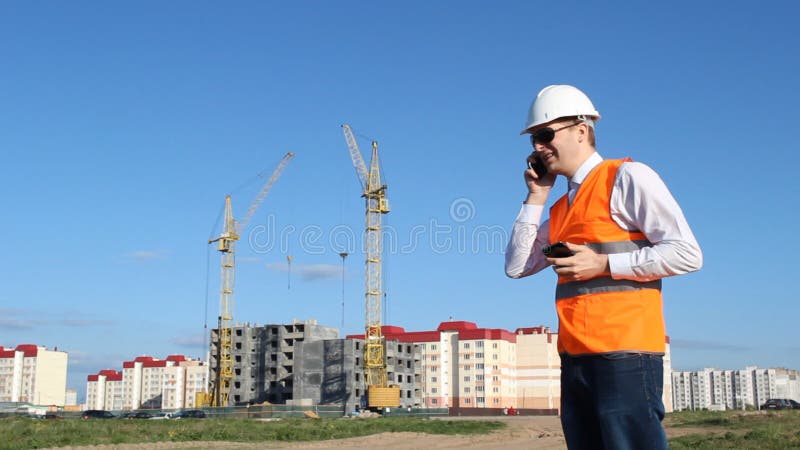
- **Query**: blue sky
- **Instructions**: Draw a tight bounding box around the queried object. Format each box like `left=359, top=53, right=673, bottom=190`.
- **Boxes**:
left=2, top=1, right=799, bottom=401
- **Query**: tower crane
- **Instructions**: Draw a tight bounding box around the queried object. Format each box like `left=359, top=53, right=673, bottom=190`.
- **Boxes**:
left=200, top=151, right=294, bottom=407
left=341, top=124, right=400, bottom=409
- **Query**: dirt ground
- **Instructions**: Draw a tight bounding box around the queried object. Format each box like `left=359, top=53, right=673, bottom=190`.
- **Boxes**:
left=44, top=416, right=711, bottom=450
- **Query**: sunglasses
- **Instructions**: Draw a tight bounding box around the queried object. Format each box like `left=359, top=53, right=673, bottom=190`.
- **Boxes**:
left=530, top=121, right=582, bottom=147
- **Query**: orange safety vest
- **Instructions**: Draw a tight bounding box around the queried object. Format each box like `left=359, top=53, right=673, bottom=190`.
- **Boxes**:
left=549, top=158, right=665, bottom=355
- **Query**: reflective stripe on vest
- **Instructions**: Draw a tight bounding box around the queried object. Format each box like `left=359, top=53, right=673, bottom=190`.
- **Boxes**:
left=549, top=158, right=666, bottom=355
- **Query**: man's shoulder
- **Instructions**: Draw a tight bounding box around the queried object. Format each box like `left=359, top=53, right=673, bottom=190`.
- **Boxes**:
left=617, top=159, right=660, bottom=179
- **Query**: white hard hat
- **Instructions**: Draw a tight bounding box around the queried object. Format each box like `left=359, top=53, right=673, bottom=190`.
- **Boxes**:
left=520, top=85, right=601, bottom=135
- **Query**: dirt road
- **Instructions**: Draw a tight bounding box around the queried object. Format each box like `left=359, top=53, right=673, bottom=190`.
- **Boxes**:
left=45, top=415, right=706, bottom=450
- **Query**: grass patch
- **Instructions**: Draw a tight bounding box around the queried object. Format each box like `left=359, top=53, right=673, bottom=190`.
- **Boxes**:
left=0, top=416, right=504, bottom=449
left=667, top=410, right=800, bottom=449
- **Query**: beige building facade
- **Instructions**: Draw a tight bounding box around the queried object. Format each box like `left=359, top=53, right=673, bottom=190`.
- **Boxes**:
left=0, top=344, right=68, bottom=406
left=383, top=322, right=522, bottom=410
left=515, top=327, right=560, bottom=411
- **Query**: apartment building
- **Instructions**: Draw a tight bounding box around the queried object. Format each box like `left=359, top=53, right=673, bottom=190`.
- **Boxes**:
left=208, top=319, right=338, bottom=406
left=515, top=327, right=560, bottom=411
left=86, top=369, right=124, bottom=410
left=87, top=355, right=207, bottom=410
left=0, top=344, right=67, bottom=406
left=353, top=322, right=673, bottom=413
left=370, top=321, right=520, bottom=410
left=671, top=366, right=800, bottom=411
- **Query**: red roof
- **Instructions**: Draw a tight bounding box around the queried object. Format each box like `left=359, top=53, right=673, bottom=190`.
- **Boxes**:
left=123, top=355, right=190, bottom=368
left=87, top=370, right=123, bottom=382
left=347, top=322, right=517, bottom=343
left=0, top=344, right=39, bottom=359
left=437, top=321, right=478, bottom=332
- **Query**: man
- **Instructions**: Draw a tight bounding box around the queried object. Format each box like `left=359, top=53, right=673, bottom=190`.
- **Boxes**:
left=505, top=85, right=702, bottom=450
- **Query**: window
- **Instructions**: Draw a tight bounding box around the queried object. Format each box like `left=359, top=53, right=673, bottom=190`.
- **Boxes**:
left=493, top=343, right=498, bottom=349
left=464, top=376, right=470, bottom=382
left=476, top=363, right=484, bottom=370
left=476, top=353, right=484, bottom=358
left=464, top=365, right=471, bottom=370
left=476, top=386, right=484, bottom=392
left=477, top=396, right=485, bottom=403
left=493, top=354, right=498, bottom=360
left=493, top=376, right=499, bottom=382
left=432, top=399, right=438, bottom=404
left=476, top=375, right=484, bottom=381
left=431, top=377, right=437, bottom=382
left=431, top=344, right=437, bottom=350
left=463, top=343, right=470, bottom=349
left=476, top=341, right=484, bottom=348
left=432, top=388, right=438, bottom=393
left=464, top=387, right=471, bottom=393
left=431, top=367, right=438, bottom=372
left=464, top=398, right=471, bottom=404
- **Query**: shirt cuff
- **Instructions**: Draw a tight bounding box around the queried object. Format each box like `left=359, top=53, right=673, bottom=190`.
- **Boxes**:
left=516, top=204, right=544, bottom=224
left=608, top=253, right=635, bottom=279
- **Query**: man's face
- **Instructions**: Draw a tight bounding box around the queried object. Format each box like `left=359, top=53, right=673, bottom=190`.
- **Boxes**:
left=530, top=118, right=583, bottom=176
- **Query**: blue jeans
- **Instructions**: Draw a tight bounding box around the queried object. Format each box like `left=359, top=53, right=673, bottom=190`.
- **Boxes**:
left=560, top=352, right=667, bottom=450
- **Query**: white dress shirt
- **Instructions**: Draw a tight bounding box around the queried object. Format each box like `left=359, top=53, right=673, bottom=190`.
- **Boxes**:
left=505, top=152, right=702, bottom=282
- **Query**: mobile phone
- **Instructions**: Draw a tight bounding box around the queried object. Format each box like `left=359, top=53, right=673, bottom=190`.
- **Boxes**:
left=542, top=242, right=574, bottom=258
left=527, top=152, right=547, bottom=177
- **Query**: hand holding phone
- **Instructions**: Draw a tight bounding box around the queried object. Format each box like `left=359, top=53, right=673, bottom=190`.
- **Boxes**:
left=542, top=242, right=574, bottom=258
left=527, top=152, right=547, bottom=177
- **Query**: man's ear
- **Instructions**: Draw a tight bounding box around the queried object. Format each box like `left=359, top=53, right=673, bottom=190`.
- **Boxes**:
left=576, top=122, right=589, bottom=144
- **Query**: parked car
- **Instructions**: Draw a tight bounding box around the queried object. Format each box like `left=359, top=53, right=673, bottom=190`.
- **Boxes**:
left=171, top=409, right=206, bottom=419
left=81, top=410, right=115, bottom=419
left=761, top=399, right=793, bottom=410
left=120, top=411, right=152, bottom=419
left=789, top=399, right=800, bottom=410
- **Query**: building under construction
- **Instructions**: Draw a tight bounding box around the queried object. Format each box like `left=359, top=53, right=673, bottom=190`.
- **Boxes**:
left=294, top=338, right=421, bottom=412
left=207, top=319, right=420, bottom=411
left=208, top=319, right=337, bottom=406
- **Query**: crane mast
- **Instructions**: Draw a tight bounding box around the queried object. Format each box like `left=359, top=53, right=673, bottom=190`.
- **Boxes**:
left=202, top=151, right=294, bottom=407
left=341, top=124, right=399, bottom=409
left=208, top=195, right=237, bottom=407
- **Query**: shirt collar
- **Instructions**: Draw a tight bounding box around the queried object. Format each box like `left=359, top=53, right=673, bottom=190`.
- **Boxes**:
left=569, top=152, right=603, bottom=188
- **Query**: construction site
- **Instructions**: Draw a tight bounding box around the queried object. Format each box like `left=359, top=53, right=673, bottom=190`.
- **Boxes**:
left=191, top=125, right=582, bottom=415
